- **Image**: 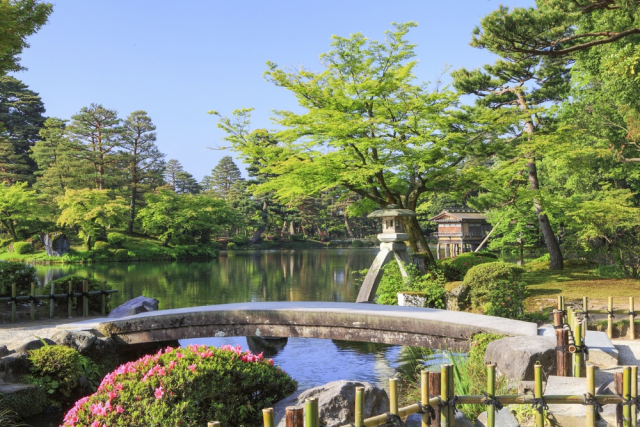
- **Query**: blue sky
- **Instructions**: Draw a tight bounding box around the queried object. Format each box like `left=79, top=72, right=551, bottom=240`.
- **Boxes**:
left=14, top=0, right=535, bottom=181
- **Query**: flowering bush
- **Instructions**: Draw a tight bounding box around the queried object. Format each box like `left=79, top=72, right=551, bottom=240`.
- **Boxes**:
left=485, top=280, right=528, bottom=319
left=63, top=344, right=297, bottom=427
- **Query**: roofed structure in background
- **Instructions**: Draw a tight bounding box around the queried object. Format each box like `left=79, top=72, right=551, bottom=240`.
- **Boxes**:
left=428, top=208, right=491, bottom=258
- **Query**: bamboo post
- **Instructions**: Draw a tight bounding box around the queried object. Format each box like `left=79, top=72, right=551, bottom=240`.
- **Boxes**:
left=487, top=364, right=496, bottom=427
left=30, top=281, right=36, bottom=321
left=68, top=281, right=73, bottom=318
left=101, top=280, right=107, bottom=315
left=557, top=295, right=562, bottom=311
left=630, top=297, right=635, bottom=340
left=429, top=371, right=441, bottom=427
left=305, top=398, right=317, bottom=427
left=534, top=362, right=544, bottom=427
left=556, top=328, right=570, bottom=377
left=421, top=370, right=430, bottom=427
left=389, top=378, right=398, bottom=415
left=553, top=309, right=563, bottom=328
left=632, top=366, right=638, bottom=427
left=583, top=296, right=588, bottom=319
left=624, top=367, right=632, bottom=427
left=285, top=406, right=303, bottom=427
left=11, top=282, right=16, bottom=323
left=49, top=280, right=55, bottom=319
left=441, top=365, right=450, bottom=427
left=609, top=296, right=614, bottom=339
left=616, top=372, right=624, bottom=426
left=560, top=295, right=565, bottom=318
left=586, top=365, right=596, bottom=427
left=309, top=397, right=318, bottom=427
left=262, top=408, right=275, bottom=427
left=573, top=320, right=583, bottom=378
left=207, top=423, right=220, bottom=427
left=355, top=387, right=364, bottom=427
left=82, top=280, right=88, bottom=317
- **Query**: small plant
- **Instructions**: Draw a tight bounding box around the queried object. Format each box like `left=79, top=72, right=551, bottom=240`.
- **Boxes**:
left=12, top=242, right=33, bottom=255
left=226, top=241, right=237, bottom=250
left=113, top=248, right=129, bottom=261
left=106, top=232, right=126, bottom=248
left=0, top=408, right=28, bottom=427
left=92, top=241, right=110, bottom=252
left=0, top=261, right=37, bottom=296
left=436, top=252, right=495, bottom=281
left=352, top=240, right=364, bottom=247
left=463, top=262, right=524, bottom=307
left=63, top=344, right=297, bottom=427
left=485, top=280, right=528, bottom=319
left=375, top=263, right=447, bottom=308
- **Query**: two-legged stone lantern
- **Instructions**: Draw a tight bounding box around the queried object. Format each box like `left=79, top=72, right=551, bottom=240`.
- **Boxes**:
left=356, top=205, right=417, bottom=303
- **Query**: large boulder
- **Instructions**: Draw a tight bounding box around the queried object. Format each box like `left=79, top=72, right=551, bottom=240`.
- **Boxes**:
left=484, top=336, right=556, bottom=382
left=273, top=381, right=389, bottom=427
left=446, top=283, right=470, bottom=311
left=108, top=295, right=159, bottom=318
left=13, top=338, right=56, bottom=354
left=41, top=232, right=70, bottom=257
left=51, top=330, right=97, bottom=354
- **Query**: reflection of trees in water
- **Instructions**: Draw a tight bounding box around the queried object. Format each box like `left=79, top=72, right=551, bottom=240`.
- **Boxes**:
left=332, top=339, right=392, bottom=355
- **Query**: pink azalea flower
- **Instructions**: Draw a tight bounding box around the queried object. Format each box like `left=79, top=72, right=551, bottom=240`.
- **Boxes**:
left=155, top=386, right=165, bottom=399
left=188, top=364, right=197, bottom=372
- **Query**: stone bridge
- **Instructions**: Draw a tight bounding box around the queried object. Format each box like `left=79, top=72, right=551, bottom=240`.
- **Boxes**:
left=58, top=302, right=538, bottom=350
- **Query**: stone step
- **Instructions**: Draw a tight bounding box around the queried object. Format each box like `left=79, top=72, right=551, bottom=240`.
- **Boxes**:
left=0, top=382, right=46, bottom=419
left=538, top=326, right=619, bottom=368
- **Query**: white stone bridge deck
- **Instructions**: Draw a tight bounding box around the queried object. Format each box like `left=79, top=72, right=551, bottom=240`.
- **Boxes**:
left=57, top=302, right=538, bottom=350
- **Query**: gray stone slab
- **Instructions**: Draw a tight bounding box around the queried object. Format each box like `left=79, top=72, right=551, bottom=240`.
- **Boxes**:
left=475, top=409, right=519, bottom=427
left=544, top=375, right=615, bottom=427
left=538, top=326, right=619, bottom=368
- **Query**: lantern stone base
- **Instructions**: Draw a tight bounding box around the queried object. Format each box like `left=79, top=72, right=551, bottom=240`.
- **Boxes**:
left=356, top=243, right=412, bottom=303
left=379, top=242, right=407, bottom=251
left=377, top=233, right=409, bottom=243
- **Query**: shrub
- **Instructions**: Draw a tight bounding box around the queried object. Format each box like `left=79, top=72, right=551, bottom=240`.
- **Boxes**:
left=230, top=235, right=249, bottom=246
left=114, top=249, right=129, bottom=261
left=463, top=262, right=524, bottom=306
left=290, top=234, right=305, bottom=242
left=92, top=241, right=110, bottom=252
left=530, top=253, right=550, bottom=263
left=13, top=242, right=33, bottom=255
left=485, top=280, right=528, bottom=319
left=226, top=242, right=237, bottom=250
left=0, top=261, right=37, bottom=296
left=436, top=252, right=495, bottom=281
left=63, top=344, right=298, bottom=427
left=42, top=276, right=112, bottom=315
left=376, top=263, right=447, bottom=308
left=26, top=344, right=100, bottom=408
left=475, top=251, right=497, bottom=259
left=106, top=233, right=126, bottom=248
left=352, top=240, right=364, bottom=248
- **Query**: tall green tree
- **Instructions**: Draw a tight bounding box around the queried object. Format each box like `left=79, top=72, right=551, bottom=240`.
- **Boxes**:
left=174, top=171, right=200, bottom=194
left=66, top=104, right=123, bottom=190
left=202, top=155, right=243, bottom=199
left=0, top=0, right=53, bottom=75
left=121, top=111, right=165, bottom=233
left=57, top=188, right=127, bottom=250
left=164, top=159, right=183, bottom=191
left=213, top=23, right=485, bottom=260
left=0, top=181, right=39, bottom=240
left=0, top=76, right=46, bottom=183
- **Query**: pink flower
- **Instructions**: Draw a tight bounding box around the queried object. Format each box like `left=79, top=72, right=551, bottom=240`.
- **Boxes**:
left=168, top=360, right=177, bottom=370
left=188, top=364, right=197, bottom=372
left=155, top=386, right=165, bottom=399
left=116, top=405, right=124, bottom=413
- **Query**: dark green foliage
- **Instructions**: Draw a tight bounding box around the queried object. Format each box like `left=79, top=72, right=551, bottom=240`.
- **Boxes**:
left=351, top=240, right=364, bottom=248
left=290, top=234, right=305, bottom=242
left=202, top=155, right=244, bottom=199
left=26, top=344, right=100, bottom=408
left=376, top=262, right=447, bottom=308
left=463, top=262, right=524, bottom=306
left=113, top=248, right=129, bottom=261
left=0, top=385, right=47, bottom=421
left=169, top=244, right=218, bottom=259
left=475, top=251, right=497, bottom=259
left=42, top=276, right=111, bottom=315
left=0, top=261, right=36, bottom=296
left=436, top=252, right=496, bottom=281
left=230, top=235, right=249, bottom=246
left=226, top=242, right=237, bottom=250
left=12, top=242, right=32, bottom=254
left=485, top=280, right=527, bottom=319
left=92, top=241, right=109, bottom=252
left=106, top=232, right=126, bottom=248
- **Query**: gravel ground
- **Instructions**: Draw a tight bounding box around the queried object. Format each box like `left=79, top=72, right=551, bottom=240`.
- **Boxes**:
left=0, top=317, right=102, bottom=351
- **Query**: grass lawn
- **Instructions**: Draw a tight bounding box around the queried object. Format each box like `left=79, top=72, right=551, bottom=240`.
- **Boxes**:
left=522, top=260, right=640, bottom=312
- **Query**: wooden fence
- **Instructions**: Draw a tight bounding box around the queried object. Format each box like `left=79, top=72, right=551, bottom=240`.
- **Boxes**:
left=0, top=280, right=117, bottom=322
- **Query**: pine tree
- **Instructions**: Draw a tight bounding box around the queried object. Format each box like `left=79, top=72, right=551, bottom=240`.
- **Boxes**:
left=164, top=159, right=184, bottom=191
left=204, top=156, right=243, bottom=199
left=174, top=171, right=200, bottom=194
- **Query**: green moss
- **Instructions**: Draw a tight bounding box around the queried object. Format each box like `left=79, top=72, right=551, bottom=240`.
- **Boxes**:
left=0, top=385, right=47, bottom=419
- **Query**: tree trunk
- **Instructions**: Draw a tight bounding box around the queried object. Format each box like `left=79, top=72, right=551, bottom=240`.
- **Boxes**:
left=344, top=211, right=354, bottom=238
left=128, top=183, right=137, bottom=234
left=527, top=160, right=563, bottom=270
left=85, top=235, right=92, bottom=251
left=402, top=215, right=435, bottom=265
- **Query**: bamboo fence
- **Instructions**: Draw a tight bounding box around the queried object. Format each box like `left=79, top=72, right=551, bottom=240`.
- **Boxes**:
left=0, top=280, right=117, bottom=322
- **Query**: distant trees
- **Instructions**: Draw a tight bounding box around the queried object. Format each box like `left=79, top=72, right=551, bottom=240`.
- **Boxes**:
left=202, top=156, right=243, bottom=199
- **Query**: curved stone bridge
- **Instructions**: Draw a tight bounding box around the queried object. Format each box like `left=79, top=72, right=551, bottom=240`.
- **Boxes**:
left=58, top=302, right=538, bottom=350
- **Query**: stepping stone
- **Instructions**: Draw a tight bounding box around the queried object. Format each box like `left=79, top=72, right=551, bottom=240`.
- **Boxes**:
left=538, top=326, right=619, bottom=368
left=544, top=375, right=613, bottom=427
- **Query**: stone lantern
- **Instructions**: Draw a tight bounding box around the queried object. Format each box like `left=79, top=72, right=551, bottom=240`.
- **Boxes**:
left=356, top=205, right=417, bottom=303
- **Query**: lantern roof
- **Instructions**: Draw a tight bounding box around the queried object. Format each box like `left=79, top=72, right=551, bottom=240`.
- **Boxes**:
left=368, top=204, right=417, bottom=218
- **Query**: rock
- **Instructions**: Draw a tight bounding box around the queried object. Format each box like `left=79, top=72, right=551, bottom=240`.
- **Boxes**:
left=51, top=330, right=97, bottom=353
left=273, top=381, right=389, bottom=427
left=246, top=336, right=288, bottom=357
left=108, top=295, right=159, bottom=318
left=398, top=292, right=428, bottom=308
left=446, top=283, right=470, bottom=311
left=13, top=338, right=56, bottom=354
left=596, top=379, right=615, bottom=395
left=475, top=409, right=520, bottom=426
left=41, top=232, right=70, bottom=257
left=0, top=345, right=8, bottom=357
left=406, top=410, right=473, bottom=427
left=484, top=336, right=556, bottom=383
left=455, top=411, right=474, bottom=427
left=0, top=353, right=29, bottom=383
left=0, top=383, right=47, bottom=419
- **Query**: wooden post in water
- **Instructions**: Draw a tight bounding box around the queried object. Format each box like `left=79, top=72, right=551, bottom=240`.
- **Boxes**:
left=285, top=406, right=303, bottom=427
left=624, top=367, right=632, bottom=427
left=354, top=387, right=364, bottom=427
left=389, top=378, right=398, bottom=415
left=30, top=281, right=36, bottom=321
left=608, top=297, right=614, bottom=339
left=586, top=365, right=596, bottom=427
left=49, top=280, right=55, bottom=319
left=534, top=362, right=544, bottom=427
left=11, top=282, right=16, bottom=323
left=68, top=281, right=73, bottom=318
left=429, top=371, right=441, bottom=427
left=632, top=366, right=638, bottom=427
left=101, top=280, right=107, bottom=315
left=82, top=280, right=88, bottom=317
left=556, top=328, right=570, bottom=377
left=573, top=320, right=583, bottom=378
left=629, top=297, right=635, bottom=340
left=441, top=365, right=450, bottom=427
left=421, top=370, right=430, bottom=427
left=487, top=364, right=496, bottom=427
left=262, top=408, right=275, bottom=427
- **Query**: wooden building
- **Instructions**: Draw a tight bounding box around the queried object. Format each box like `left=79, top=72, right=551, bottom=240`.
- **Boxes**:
left=428, top=208, right=491, bottom=258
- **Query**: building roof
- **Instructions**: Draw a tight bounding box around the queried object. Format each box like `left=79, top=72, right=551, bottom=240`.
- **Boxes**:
left=429, top=208, right=487, bottom=222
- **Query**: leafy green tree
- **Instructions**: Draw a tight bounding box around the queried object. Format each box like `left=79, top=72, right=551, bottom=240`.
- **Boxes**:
left=137, top=189, right=240, bottom=245
left=202, top=155, right=243, bottom=199
left=0, top=181, right=40, bottom=240
left=57, top=189, right=127, bottom=250
left=0, top=76, right=46, bottom=183
left=213, top=23, right=484, bottom=261
left=121, top=111, right=165, bottom=233
left=0, top=0, right=53, bottom=75
left=66, top=104, right=124, bottom=190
